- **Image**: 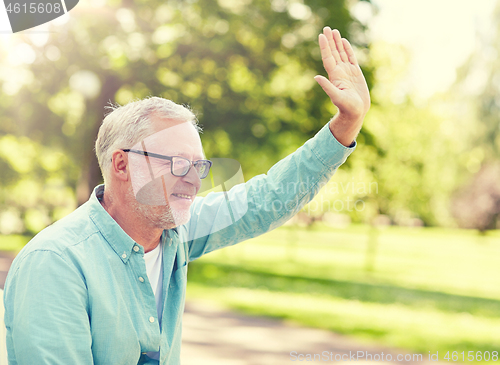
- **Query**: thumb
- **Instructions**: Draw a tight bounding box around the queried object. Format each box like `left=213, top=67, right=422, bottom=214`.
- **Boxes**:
left=314, top=75, right=342, bottom=104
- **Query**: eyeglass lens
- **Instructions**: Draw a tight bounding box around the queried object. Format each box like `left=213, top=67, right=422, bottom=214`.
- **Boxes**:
left=171, top=157, right=210, bottom=179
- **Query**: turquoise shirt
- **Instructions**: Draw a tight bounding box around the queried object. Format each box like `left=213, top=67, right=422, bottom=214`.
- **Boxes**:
left=3, top=123, right=355, bottom=364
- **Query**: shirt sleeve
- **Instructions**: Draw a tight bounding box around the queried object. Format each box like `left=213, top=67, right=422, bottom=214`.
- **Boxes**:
left=184, top=122, right=356, bottom=261
left=4, top=250, right=93, bottom=364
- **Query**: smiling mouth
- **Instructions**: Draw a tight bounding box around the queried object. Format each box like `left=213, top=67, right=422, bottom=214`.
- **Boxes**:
left=171, top=193, right=194, bottom=201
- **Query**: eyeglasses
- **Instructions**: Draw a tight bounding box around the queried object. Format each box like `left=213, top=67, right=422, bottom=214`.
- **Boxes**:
left=122, top=149, right=212, bottom=179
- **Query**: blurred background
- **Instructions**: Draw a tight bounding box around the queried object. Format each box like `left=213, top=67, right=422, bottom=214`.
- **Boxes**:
left=0, top=0, right=499, bottom=361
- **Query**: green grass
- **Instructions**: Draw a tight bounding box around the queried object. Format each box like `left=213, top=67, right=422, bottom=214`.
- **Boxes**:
left=186, top=224, right=500, bottom=357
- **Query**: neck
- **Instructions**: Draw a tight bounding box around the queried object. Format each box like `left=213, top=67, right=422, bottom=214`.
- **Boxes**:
left=101, top=189, right=164, bottom=253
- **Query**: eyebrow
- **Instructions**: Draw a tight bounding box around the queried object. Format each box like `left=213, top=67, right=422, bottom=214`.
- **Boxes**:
left=169, top=151, right=206, bottom=160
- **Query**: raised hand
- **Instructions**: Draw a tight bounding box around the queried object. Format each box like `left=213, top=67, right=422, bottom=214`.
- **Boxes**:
left=314, top=27, right=370, bottom=146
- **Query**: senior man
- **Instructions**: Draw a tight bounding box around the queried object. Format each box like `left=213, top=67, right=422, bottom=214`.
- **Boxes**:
left=4, top=27, right=370, bottom=364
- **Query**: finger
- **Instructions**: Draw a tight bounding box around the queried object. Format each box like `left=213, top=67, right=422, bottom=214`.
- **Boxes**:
left=332, top=29, right=349, bottom=63
left=314, top=75, right=342, bottom=104
left=319, top=34, right=336, bottom=76
left=323, top=26, right=341, bottom=64
left=342, top=38, right=359, bottom=66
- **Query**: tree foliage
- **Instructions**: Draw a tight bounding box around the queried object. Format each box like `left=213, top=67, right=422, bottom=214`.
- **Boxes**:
left=449, top=0, right=500, bottom=230
left=316, top=41, right=462, bottom=227
left=0, top=0, right=373, bottom=234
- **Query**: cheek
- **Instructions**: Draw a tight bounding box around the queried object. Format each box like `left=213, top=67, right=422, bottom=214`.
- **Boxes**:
left=148, top=175, right=179, bottom=198
left=133, top=176, right=177, bottom=206
left=134, top=179, right=167, bottom=205
left=159, top=176, right=179, bottom=194
left=129, top=158, right=152, bottom=182
left=151, top=163, right=171, bottom=178
left=130, top=161, right=169, bottom=189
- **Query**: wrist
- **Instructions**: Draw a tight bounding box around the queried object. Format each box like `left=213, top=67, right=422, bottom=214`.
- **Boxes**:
left=328, top=112, right=363, bottom=147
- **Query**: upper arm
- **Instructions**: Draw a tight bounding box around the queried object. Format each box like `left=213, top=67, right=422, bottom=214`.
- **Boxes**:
left=184, top=184, right=253, bottom=261
left=4, top=250, right=93, bottom=364
left=183, top=123, right=356, bottom=261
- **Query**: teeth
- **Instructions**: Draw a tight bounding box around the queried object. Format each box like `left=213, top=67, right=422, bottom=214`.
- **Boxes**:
left=173, top=193, right=192, bottom=200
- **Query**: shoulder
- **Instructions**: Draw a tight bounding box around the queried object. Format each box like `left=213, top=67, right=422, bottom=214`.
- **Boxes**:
left=11, top=201, right=101, bottom=273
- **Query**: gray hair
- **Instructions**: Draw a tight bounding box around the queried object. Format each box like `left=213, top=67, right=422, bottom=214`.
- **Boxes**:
left=95, top=96, right=200, bottom=185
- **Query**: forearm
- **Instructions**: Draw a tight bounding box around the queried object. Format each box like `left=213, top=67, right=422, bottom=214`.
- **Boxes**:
left=328, top=112, right=363, bottom=147
left=245, top=121, right=355, bottom=229
left=186, top=122, right=355, bottom=260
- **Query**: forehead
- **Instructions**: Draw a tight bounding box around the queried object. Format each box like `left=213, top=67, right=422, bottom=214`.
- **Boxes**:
left=139, top=115, right=203, bottom=157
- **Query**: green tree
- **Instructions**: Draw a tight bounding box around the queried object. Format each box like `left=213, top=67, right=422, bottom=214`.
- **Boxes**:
left=448, top=0, right=500, bottom=230
left=0, top=0, right=374, bottom=234
left=326, top=41, right=462, bottom=227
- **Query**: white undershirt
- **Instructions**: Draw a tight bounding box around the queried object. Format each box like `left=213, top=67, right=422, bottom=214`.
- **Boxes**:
left=144, top=242, right=163, bottom=360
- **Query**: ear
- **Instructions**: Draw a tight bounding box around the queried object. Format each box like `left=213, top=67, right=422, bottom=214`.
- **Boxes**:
left=110, top=150, right=129, bottom=182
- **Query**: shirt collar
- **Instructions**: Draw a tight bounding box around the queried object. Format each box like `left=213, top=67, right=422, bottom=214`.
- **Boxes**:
left=88, top=185, right=138, bottom=263
left=88, top=185, right=178, bottom=263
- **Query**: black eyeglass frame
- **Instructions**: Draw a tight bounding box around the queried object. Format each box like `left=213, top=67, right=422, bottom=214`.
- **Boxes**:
left=122, top=149, right=212, bottom=179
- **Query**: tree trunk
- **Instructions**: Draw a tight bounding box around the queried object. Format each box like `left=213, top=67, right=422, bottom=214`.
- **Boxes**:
left=77, top=75, right=121, bottom=206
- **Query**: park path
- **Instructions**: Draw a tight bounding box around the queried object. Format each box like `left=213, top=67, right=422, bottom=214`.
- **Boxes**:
left=180, top=299, right=434, bottom=365
left=0, top=251, right=436, bottom=365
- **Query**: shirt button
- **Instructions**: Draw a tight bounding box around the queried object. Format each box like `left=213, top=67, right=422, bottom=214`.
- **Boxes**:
left=138, top=277, right=144, bottom=283
left=149, top=317, right=155, bottom=323
left=133, top=245, right=139, bottom=252
left=121, top=253, right=127, bottom=259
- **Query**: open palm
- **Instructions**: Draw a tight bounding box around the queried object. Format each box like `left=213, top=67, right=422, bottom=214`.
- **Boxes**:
left=314, top=27, right=370, bottom=123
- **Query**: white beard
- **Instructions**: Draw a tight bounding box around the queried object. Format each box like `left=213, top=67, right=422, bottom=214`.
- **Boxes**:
left=125, top=183, right=191, bottom=228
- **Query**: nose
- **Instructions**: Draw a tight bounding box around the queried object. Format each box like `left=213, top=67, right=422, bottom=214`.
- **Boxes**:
left=181, top=163, right=201, bottom=192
